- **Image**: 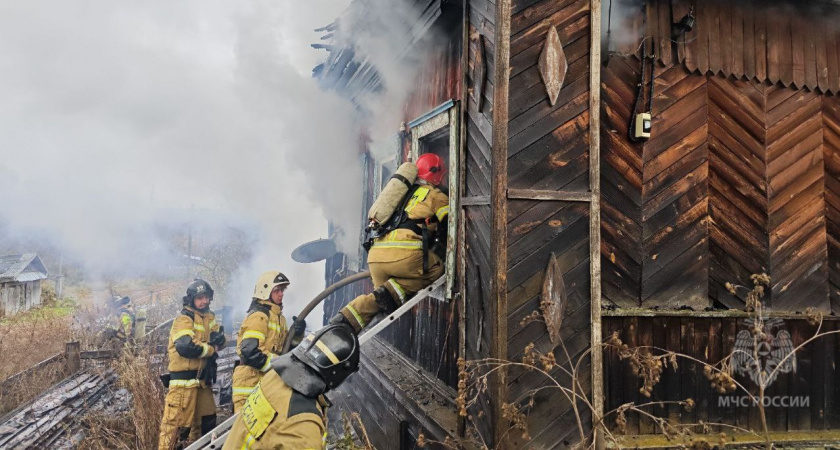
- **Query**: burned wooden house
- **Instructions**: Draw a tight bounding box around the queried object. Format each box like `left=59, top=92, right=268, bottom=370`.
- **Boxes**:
left=316, top=0, right=840, bottom=447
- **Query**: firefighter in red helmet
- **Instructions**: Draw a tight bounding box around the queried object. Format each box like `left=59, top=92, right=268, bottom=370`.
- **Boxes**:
left=330, top=153, right=450, bottom=333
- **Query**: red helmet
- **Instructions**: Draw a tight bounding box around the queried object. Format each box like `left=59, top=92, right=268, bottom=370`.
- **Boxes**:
left=416, top=153, right=447, bottom=186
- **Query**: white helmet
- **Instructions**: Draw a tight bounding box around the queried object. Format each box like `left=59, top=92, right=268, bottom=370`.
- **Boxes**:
left=253, top=271, right=290, bottom=300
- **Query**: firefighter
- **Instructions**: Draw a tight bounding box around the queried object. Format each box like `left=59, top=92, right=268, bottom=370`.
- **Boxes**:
left=231, top=271, right=306, bottom=412
left=331, top=152, right=450, bottom=333
left=158, top=279, right=226, bottom=450
left=222, top=323, right=359, bottom=450
left=104, top=295, right=135, bottom=350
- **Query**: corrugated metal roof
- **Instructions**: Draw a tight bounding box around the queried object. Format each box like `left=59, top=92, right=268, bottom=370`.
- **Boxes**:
left=0, top=253, right=48, bottom=283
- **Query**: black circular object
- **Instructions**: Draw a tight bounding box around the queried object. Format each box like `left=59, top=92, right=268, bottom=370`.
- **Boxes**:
left=291, top=239, right=337, bottom=263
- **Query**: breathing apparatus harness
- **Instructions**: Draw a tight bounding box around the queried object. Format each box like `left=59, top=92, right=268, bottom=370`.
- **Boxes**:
left=363, top=178, right=440, bottom=273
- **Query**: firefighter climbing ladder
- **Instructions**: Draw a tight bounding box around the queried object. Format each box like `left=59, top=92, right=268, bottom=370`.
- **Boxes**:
left=184, top=276, right=446, bottom=450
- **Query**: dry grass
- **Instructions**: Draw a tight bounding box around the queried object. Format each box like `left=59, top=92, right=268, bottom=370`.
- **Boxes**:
left=0, top=360, right=67, bottom=415
left=78, top=350, right=165, bottom=450
left=0, top=279, right=174, bottom=428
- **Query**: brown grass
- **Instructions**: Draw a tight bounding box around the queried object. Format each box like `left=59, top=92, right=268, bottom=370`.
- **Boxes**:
left=78, top=350, right=165, bottom=450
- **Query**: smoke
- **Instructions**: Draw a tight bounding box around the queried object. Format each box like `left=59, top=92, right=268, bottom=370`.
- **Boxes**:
left=0, top=0, right=434, bottom=323
left=229, top=0, right=434, bottom=321
left=334, top=0, right=431, bottom=161
left=602, top=0, right=646, bottom=57
left=0, top=0, right=350, bottom=317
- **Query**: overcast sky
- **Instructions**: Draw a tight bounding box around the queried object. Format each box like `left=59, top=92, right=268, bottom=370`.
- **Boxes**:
left=0, top=0, right=357, bottom=318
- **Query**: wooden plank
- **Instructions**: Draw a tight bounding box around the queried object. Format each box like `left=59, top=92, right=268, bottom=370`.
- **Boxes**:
left=827, top=322, right=840, bottom=430
left=507, top=203, right=588, bottom=268
left=803, top=16, right=817, bottom=90
left=651, top=317, right=668, bottom=424
left=829, top=25, right=840, bottom=94
left=743, top=5, right=755, bottom=81
left=672, top=0, right=691, bottom=65
left=692, top=319, right=712, bottom=427
left=507, top=188, right=591, bottom=202
left=679, top=318, right=697, bottom=426
left=509, top=40, right=589, bottom=118
left=791, top=15, right=806, bottom=89
left=511, top=0, right=579, bottom=37
left=706, top=319, right=723, bottom=428
left=708, top=2, right=722, bottom=75
left=623, top=316, right=640, bottom=435
left=778, top=14, right=794, bottom=87
left=731, top=3, right=744, bottom=79
left=766, top=11, right=781, bottom=84
left=755, top=7, right=767, bottom=83
left=510, top=0, right=588, bottom=58
left=720, top=318, right=738, bottom=427
left=507, top=214, right=590, bottom=288
left=695, top=0, right=710, bottom=75
left=720, top=1, right=732, bottom=77
left=656, top=0, right=671, bottom=68
left=509, top=74, right=589, bottom=139
left=491, top=0, right=511, bottom=444
left=664, top=317, right=681, bottom=426
left=637, top=317, right=655, bottom=435
left=788, top=321, right=811, bottom=431
left=816, top=22, right=830, bottom=92
left=811, top=317, right=828, bottom=430
left=462, top=195, right=490, bottom=206
left=509, top=91, right=590, bottom=156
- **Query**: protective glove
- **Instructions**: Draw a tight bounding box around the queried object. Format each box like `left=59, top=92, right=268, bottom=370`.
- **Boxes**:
left=201, top=353, right=219, bottom=385
left=290, top=316, right=307, bottom=349
left=209, top=326, right=226, bottom=348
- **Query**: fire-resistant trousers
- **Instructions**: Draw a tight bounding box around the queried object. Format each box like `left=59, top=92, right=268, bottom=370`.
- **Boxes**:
left=340, top=250, right=443, bottom=332
left=231, top=364, right=261, bottom=413
left=158, top=385, right=216, bottom=450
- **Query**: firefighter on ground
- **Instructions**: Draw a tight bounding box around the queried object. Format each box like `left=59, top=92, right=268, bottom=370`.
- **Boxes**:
left=330, top=153, right=450, bottom=333
left=232, top=271, right=306, bottom=412
left=104, top=295, right=135, bottom=349
left=158, top=279, right=226, bottom=450
left=222, top=323, right=359, bottom=450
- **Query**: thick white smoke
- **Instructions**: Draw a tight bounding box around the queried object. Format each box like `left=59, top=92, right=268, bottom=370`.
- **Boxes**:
left=0, top=0, right=431, bottom=323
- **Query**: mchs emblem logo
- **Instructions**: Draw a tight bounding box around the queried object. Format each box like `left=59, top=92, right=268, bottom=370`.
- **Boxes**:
left=732, top=318, right=795, bottom=387
left=196, top=284, right=205, bottom=293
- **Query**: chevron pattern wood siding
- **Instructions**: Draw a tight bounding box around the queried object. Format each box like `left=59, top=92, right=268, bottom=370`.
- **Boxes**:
left=504, top=0, right=592, bottom=447
left=641, top=65, right=709, bottom=309
left=825, top=97, right=840, bottom=312
left=765, top=87, right=827, bottom=311
left=601, top=57, right=644, bottom=309
left=707, top=76, right=769, bottom=309
left=602, top=56, right=834, bottom=312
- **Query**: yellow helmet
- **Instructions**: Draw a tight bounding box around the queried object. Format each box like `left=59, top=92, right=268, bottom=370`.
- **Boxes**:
left=253, top=271, right=290, bottom=300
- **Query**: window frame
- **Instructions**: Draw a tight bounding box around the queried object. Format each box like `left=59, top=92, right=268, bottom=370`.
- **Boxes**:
left=407, top=100, right=460, bottom=300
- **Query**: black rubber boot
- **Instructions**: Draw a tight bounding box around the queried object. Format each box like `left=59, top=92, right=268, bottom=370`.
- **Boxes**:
left=201, top=414, right=217, bottom=435
left=174, top=427, right=191, bottom=450
left=328, top=313, right=353, bottom=327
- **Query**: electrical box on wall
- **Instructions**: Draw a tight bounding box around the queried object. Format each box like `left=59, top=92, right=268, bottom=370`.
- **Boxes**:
left=634, top=112, right=652, bottom=140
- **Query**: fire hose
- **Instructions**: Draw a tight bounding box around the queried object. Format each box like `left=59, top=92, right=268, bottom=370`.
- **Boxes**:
left=280, top=270, right=371, bottom=354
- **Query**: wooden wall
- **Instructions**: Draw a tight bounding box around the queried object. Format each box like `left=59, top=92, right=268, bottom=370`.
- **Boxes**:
left=610, top=0, right=840, bottom=95
left=465, top=0, right=497, bottom=443
left=604, top=316, right=840, bottom=435
left=501, top=0, right=594, bottom=447
left=324, top=6, right=466, bottom=444
left=600, top=56, right=840, bottom=312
